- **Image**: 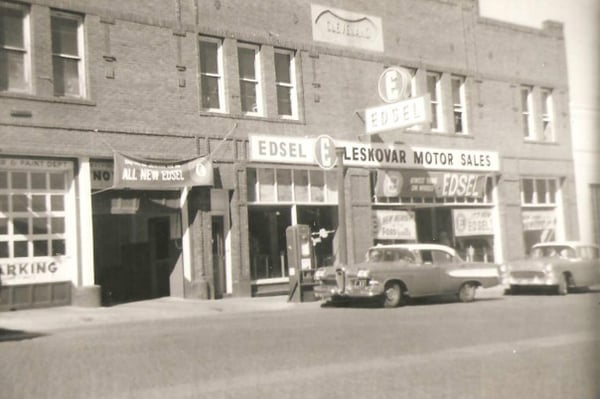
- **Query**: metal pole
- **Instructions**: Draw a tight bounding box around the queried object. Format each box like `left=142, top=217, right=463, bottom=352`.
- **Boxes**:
left=335, top=147, right=347, bottom=265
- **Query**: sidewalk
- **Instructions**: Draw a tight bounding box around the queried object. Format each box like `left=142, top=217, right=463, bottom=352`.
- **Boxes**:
left=0, top=295, right=318, bottom=335
left=0, top=286, right=506, bottom=336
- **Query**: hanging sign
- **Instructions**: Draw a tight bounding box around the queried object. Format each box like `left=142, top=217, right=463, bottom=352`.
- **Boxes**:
left=522, top=210, right=556, bottom=231
left=372, top=210, right=416, bottom=240
left=112, top=152, right=213, bottom=189
left=365, top=94, right=431, bottom=134
left=453, top=209, right=494, bottom=237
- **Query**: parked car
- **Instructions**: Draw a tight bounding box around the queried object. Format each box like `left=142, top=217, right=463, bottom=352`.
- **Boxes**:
left=500, top=241, right=600, bottom=295
left=313, top=243, right=500, bottom=308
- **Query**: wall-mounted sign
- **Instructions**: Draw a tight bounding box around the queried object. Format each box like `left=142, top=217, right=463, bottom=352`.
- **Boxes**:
left=372, top=210, right=416, bottom=240
left=365, top=94, right=431, bottom=134
left=0, top=257, right=72, bottom=286
left=90, top=160, right=114, bottom=189
left=0, top=157, right=72, bottom=171
left=375, top=170, right=489, bottom=199
left=377, top=66, right=413, bottom=103
left=311, top=4, right=383, bottom=52
left=249, top=134, right=500, bottom=172
left=453, top=209, right=494, bottom=237
left=112, top=152, right=213, bottom=189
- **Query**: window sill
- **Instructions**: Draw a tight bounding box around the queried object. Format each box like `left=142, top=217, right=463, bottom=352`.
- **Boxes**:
left=198, top=110, right=303, bottom=124
left=523, top=138, right=557, bottom=145
left=0, top=91, right=96, bottom=106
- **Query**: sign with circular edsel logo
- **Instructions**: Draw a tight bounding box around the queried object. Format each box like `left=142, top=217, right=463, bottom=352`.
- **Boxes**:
left=377, top=66, right=413, bottom=103
left=314, top=135, right=337, bottom=169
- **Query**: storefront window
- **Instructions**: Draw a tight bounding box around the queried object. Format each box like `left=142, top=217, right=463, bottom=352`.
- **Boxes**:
left=277, top=169, right=292, bottom=201
left=0, top=164, right=71, bottom=260
left=521, top=177, right=560, bottom=252
left=294, top=170, right=309, bottom=202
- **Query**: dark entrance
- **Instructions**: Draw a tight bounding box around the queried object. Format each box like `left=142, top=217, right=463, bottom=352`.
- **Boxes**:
left=212, top=216, right=226, bottom=299
left=92, top=191, right=182, bottom=305
left=415, top=207, right=453, bottom=245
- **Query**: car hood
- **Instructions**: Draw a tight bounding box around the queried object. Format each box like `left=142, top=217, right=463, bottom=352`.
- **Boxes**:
left=506, top=257, right=569, bottom=271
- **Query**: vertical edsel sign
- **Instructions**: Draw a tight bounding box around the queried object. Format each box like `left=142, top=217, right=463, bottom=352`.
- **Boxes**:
left=365, top=66, right=432, bottom=134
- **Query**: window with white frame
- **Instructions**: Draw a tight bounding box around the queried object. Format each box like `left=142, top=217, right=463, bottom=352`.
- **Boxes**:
left=541, top=88, right=554, bottom=141
left=0, top=167, right=70, bottom=260
left=247, top=168, right=338, bottom=204
left=51, top=10, right=85, bottom=98
left=520, top=85, right=533, bottom=139
left=237, top=43, right=262, bottom=115
left=274, top=48, right=297, bottom=119
left=199, top=36, right=225, bottom=111
left=0, top=1, right=30, bottom=93
left=451, top=75, right=467, bottom=134
left=427, top=72, right=442, bottom=131
left=521, top=177, right=557, bottom=205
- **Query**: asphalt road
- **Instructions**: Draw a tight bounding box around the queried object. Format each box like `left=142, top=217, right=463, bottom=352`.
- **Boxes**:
left=1, top=290, right=599, bottom=399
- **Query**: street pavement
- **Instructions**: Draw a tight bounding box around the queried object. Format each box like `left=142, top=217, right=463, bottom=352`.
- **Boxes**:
left=0, top=285, right=505, bottom=334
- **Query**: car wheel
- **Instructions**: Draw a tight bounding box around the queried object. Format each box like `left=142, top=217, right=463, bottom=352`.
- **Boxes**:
left=557, top=274, right=569, bottom=295
left=382, top=283, right=404, bottom=308
left=458, top=282, right=477, bottom=302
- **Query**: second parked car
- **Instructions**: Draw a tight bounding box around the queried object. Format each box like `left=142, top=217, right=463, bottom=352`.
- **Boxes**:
left=313, top=243, right=500, bottom=308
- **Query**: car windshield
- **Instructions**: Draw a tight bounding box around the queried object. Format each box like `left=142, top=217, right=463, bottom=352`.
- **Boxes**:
left=531, top=246, right=576, bottom=259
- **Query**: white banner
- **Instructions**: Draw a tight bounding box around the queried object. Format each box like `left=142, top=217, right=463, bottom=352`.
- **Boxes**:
left=372, top=210, right=416, bottom=240
left=453, top=208, right=494, bottom=237
left=522, top=210, right=556, bottom=231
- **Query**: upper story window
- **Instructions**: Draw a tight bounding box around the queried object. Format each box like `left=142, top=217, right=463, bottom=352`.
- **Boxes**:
left=237, top=43, right=262, bottom=115
left=520, top=85, right=533, bottom=139
left=199, top=36, right=225, bottom=112
left=520, top=85, right=555, bottom=142
left=0, top=1, right=30, bottom=93
left=451, top=75, right=467, bottom=134
left=274, top=48, right=297, bottom=119
left=541, top=88, right=554, bottom=141
left=51, top=10, right=85, bottom=98
left=426, top=72, right=442, bottom=131
left=521, top=177, right=557, bottom=205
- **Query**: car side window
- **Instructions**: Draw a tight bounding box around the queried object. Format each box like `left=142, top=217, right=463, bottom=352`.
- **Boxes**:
left=420, top=250, right=433, bottom=264
left=431, top=250, right=453, bottom=264
left=395, top=249, right=415, bottom=263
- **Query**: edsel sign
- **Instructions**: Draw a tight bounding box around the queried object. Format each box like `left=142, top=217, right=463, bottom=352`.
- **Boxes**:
left=248, top=134, right=500, bottom=172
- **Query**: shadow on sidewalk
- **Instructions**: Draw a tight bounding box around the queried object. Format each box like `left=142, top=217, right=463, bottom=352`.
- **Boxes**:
left=0, top=328, right=46, bottom=343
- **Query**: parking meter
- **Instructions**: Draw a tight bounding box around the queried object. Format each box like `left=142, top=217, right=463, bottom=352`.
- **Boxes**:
left=286, top=224, right=317, bottom=302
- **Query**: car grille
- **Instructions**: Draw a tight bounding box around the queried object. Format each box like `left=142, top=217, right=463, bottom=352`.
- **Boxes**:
left=510, top=271, right=545, bottom=279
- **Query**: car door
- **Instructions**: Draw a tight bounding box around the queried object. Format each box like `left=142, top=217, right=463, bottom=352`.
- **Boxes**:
left=576, top=246, right=600, bottom=286
left=407, top=250, right=441, bottom=296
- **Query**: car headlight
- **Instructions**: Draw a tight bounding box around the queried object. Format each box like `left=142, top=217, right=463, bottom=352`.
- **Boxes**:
left=543, top=263, right=554, bottom=273
left=499, top=264, right=509, bottom=274
left=357, top=269, right=371, bottom=279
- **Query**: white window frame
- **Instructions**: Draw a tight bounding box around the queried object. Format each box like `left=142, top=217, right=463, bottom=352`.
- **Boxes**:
left=274, top=48, right=298, bottom=119
left=0, top=1, right=31, bottom=93
left=50, top=10, right=86, bottom=98
left=198, top=36, right=225, bottom=112
left=541, top=88, right=554, bottom=142
left=427, top=72, right=442, bottom=131
left=237, top=42, right=263, bottom=116
left=451, top=75, right=467, bottom=134
left=520, top=85, right=533, bottom=140
left=520, top=177, right=558, bottom=206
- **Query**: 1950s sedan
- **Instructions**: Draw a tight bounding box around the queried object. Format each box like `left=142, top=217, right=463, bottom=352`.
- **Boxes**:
left=313, top=243, right=500, bottom=308
left=500, top=241, right=600, bottom=295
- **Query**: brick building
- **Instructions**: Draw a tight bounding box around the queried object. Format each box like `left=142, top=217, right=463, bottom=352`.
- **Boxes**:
left=0, top=0, right=578, bottom=309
